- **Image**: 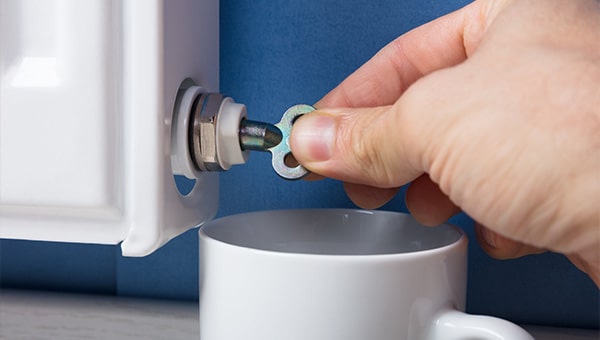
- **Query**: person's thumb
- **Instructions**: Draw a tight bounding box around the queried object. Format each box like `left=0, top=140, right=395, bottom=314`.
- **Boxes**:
left=289, top=104, right=425, bottom=188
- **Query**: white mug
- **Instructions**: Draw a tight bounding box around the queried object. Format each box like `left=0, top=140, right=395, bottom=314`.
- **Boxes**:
left=199, top=209, right=534, bottom=340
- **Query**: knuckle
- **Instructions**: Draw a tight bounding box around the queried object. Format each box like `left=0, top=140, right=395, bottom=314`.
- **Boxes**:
left=350, top=131, right=377, bottom=170
left=340, top=112, right=394, bottom=185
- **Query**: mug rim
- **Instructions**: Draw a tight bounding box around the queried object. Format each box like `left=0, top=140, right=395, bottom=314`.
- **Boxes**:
left=199, top=208, right=467, bottom=260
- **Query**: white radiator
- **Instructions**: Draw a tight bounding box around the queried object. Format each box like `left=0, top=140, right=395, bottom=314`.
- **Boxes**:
left=0, top=0, right=220, bottom=256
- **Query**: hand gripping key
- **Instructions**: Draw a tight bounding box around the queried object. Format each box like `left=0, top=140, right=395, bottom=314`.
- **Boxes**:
left=239, top=104, right=314, bottom=180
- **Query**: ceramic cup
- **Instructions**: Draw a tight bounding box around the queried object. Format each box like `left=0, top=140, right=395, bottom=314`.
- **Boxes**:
left=199, top=209, right=533, bottom=340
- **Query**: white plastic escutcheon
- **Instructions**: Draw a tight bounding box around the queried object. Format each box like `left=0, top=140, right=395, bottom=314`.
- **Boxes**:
left=171, top=85, right=205, bottom=179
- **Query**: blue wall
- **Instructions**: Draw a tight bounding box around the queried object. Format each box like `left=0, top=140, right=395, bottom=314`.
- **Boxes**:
left=1, top=0, right=598, bottom=329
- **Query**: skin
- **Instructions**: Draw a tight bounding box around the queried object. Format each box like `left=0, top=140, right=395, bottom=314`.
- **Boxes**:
left=289, top=0, right=600, bottom=286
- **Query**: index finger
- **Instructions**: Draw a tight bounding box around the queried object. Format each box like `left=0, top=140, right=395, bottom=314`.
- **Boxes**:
left=316, top=0, right=508, bottom=108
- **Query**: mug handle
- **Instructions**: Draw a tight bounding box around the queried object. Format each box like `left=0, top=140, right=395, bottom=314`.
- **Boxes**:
left=428, top=309, right=534, bottom=340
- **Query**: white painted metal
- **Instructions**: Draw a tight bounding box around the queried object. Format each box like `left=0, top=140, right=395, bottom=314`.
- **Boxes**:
left=0, top=0, right=220, bottom=256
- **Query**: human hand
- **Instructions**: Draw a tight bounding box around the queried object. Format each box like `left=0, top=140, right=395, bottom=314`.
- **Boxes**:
left=290, top=0, right=600, bottom=285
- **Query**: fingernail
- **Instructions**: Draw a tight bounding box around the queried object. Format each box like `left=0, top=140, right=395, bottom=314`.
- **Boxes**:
left=481, top=226, right=497, bottom=248
left=290, top=114, right=335, bottom=162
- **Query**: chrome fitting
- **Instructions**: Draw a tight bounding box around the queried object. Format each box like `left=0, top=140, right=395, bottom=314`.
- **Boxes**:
left=189, top=93, right=226, bottom=172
